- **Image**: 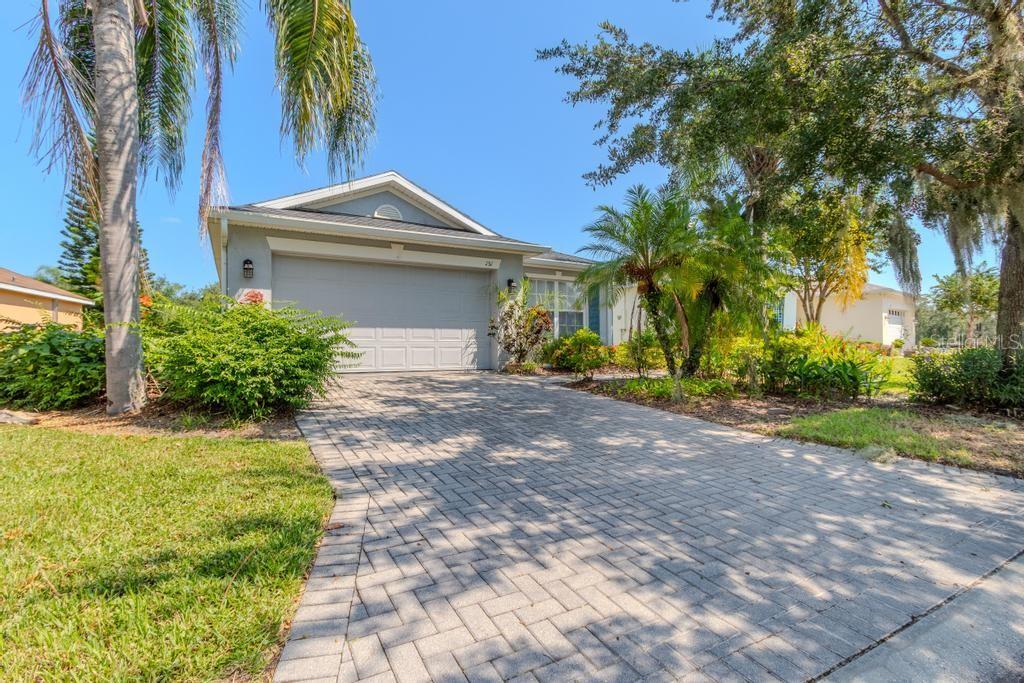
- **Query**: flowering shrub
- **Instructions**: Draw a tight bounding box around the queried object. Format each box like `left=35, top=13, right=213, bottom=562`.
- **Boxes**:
left=541, top=329, right=610, bottom=378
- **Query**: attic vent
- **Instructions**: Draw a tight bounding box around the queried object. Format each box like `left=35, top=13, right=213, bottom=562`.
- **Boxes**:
left=374, top=204, right=403, bottom=221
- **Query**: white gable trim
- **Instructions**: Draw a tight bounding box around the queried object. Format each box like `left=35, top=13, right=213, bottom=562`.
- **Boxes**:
left=0, top=282, right=94, bottom=306
left=266, top=236, right=501, bottom=271
left=251, top=171, right=498, bottom=237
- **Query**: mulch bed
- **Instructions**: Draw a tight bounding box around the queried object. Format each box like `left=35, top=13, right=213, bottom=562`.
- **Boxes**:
left=569, top=378, right=845, bottom=435
left=24, top=401, right=301, bottom=440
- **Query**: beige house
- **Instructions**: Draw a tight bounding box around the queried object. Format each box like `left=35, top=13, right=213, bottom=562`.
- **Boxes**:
left=782, top=283, right=917, bottom=347
left=0, top=267, right=93, bottom=331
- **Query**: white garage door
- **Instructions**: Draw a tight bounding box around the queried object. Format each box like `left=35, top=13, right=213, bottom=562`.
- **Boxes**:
left=272, top=256, right=492, bottom=371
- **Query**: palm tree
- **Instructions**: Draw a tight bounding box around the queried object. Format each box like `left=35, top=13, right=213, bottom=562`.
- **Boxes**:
left=576, top=185, right=696, bottom=377
left=22, top=0, right=375, bottom=414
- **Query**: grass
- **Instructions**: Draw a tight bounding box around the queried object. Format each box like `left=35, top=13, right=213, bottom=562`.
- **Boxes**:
left=0, top=426, right=332, bottom=681
left=780, top=407, right=976, bottom=467
left=880, top=355, right=914, bottom=395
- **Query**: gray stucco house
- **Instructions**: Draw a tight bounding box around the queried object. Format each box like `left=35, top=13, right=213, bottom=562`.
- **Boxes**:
left=208, top=171, right=623, bottom=371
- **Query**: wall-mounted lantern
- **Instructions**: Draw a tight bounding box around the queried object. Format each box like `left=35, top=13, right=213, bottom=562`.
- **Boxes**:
left=506, top=278, right=518, bottom=292
left=242, top=259, right=254, bottom=279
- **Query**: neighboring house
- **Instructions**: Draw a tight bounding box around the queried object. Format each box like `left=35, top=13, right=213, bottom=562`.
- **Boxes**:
left=208, top=171, right=618, bottom=372
left=779, top=284, right=917, bottom=347
left=0, top=267, right=93, bottom=331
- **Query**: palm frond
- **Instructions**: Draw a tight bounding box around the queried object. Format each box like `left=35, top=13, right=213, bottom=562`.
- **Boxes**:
left=264, top=0, right=377, bottom=177
left=22, top=0, right=96, bottom=212
left=137, top=0, right=196, bottom=193
left=193, top=0, right=241, bottom=232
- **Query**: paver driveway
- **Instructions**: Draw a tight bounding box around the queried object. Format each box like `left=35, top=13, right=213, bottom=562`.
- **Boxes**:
left=276, top=373, right=1024, bottom=683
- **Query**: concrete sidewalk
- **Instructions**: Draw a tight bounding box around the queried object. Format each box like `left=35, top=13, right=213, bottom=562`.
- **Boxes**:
left=826, top=553, right=1024, bottom=682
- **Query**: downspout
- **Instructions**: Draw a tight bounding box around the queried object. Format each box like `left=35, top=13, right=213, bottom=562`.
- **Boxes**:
left=219, top=217, right=229, bottom=296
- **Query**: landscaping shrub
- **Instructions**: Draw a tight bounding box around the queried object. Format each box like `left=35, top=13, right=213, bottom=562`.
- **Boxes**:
left=489, top=282, right=552, bottom=366
left=760, top=325, right=891, bottom=399
left=144, top=297, right=356, bottom=419
left=920, top=337, right=938, bottom=348
left=0, top=323, right=105, bottom=409
left=612, top=328, right=666, bottom=376
left=911, top=347, right=1024, bottom=412
left=607, top=376, right=737, bottom=400
left=541, top=329, right=609, bottom=377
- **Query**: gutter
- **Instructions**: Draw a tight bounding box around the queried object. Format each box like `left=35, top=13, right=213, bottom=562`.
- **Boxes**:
left=0, top=282, right=94, bottom=306
left=208, top=208, right=551, bottom=256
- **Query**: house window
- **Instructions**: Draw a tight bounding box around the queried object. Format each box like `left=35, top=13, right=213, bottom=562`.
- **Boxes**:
left=771, top=299, right=785, bottom=325
left=559, top=282, right=584, bottom=336
left=527, top=278, right=585, bottom=337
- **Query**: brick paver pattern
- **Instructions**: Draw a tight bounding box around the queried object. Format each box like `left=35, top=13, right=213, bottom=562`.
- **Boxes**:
left=275, top=373, right=1024, bottom=683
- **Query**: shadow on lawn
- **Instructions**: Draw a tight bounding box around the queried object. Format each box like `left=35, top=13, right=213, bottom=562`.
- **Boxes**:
left=298, top=373, right=1024, bottom=679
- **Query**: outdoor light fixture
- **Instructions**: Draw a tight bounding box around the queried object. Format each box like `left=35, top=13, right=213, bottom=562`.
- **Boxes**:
left=507, top=278, right=518, bottom=292
left=242, top=259, right=254, bottom=279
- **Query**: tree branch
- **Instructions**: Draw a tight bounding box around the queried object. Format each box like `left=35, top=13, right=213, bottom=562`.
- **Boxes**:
left=878, top=0, right=971, bottom=79
left=915, top=162, right=984, bottom=189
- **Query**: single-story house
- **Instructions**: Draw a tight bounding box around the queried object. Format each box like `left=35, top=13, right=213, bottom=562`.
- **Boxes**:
left=0, top=267, right=93, bottom=331
left=777, top=284, right=917, bottom=347
left=208, top=172, right=621, bottom=371
left=601, top=282, right=917, bottom=350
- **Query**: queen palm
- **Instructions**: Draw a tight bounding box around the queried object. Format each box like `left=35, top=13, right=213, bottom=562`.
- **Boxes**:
left=576, top=185, right=696, bottom=377
left=23, top=0, right=375, bottom=414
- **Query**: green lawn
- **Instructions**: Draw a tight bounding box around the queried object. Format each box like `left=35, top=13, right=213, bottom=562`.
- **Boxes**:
left=0, top=426, right=332, bottom=681
left=880, top=355, right=914, bottom=394
left=779, top=406, right=973, bottom=465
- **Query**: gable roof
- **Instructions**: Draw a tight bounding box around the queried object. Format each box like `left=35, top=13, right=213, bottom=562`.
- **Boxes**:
left=222, top=204, right=547, bottom=252
left=524, top=250, right=594, bottom=271
left=249, top=171, right=499, bottom=237
left=0, top=267, right=94, bottom=306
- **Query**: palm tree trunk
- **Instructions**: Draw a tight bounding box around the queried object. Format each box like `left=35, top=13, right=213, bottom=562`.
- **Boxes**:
left=94, top=0, right=146, bottom=414
left=641, top=289, right=677, bottom=377
left=997, top=211, right=1024, bottom=369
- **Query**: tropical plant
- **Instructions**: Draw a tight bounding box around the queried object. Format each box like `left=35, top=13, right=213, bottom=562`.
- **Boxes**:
left=673, top=195, right=784, bottom=376
left=931, top=264, right=1000, bottom=347
left=576, top=185, right=695, bottom=377
left=613, top=328, right=665, bottom=377
left=0, top=323, right=105, bottom=410
left=23, top=0, right=376, bottom=414
left=760, top=325, right=892, bottom=399
left=488, top=281, right=553, bottom=367
left=143, top=296, right=357, bottom=420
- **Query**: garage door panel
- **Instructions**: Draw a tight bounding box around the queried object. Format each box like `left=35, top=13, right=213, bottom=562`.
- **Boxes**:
left=379, top=347, right=409, bottom=369
left=410, top=347, right=438, bottom=368
left=272, top=256, right=491, bottom=371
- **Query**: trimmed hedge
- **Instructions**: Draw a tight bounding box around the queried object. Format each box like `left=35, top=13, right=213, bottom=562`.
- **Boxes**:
left=912, top=347, right=1024, bottom=412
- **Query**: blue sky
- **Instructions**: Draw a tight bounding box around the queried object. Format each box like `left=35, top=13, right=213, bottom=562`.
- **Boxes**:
left=0, top=1, right=998, bottom=290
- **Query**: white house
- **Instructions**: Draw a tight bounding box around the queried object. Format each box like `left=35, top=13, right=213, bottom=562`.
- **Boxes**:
left=779, top=284, right=917, bottom=347
left=208, top=172, right=615, bottom=371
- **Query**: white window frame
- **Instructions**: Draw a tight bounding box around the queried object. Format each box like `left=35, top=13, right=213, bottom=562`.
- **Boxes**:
left=525, top=277, right=587, bottom=338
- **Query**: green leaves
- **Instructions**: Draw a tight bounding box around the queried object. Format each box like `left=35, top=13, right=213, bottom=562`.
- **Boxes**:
left=263, top=0, right=376, bottom=177
left=0, top=324, right=105, bottom=410
left=143, top=295, right=358, bottom=419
